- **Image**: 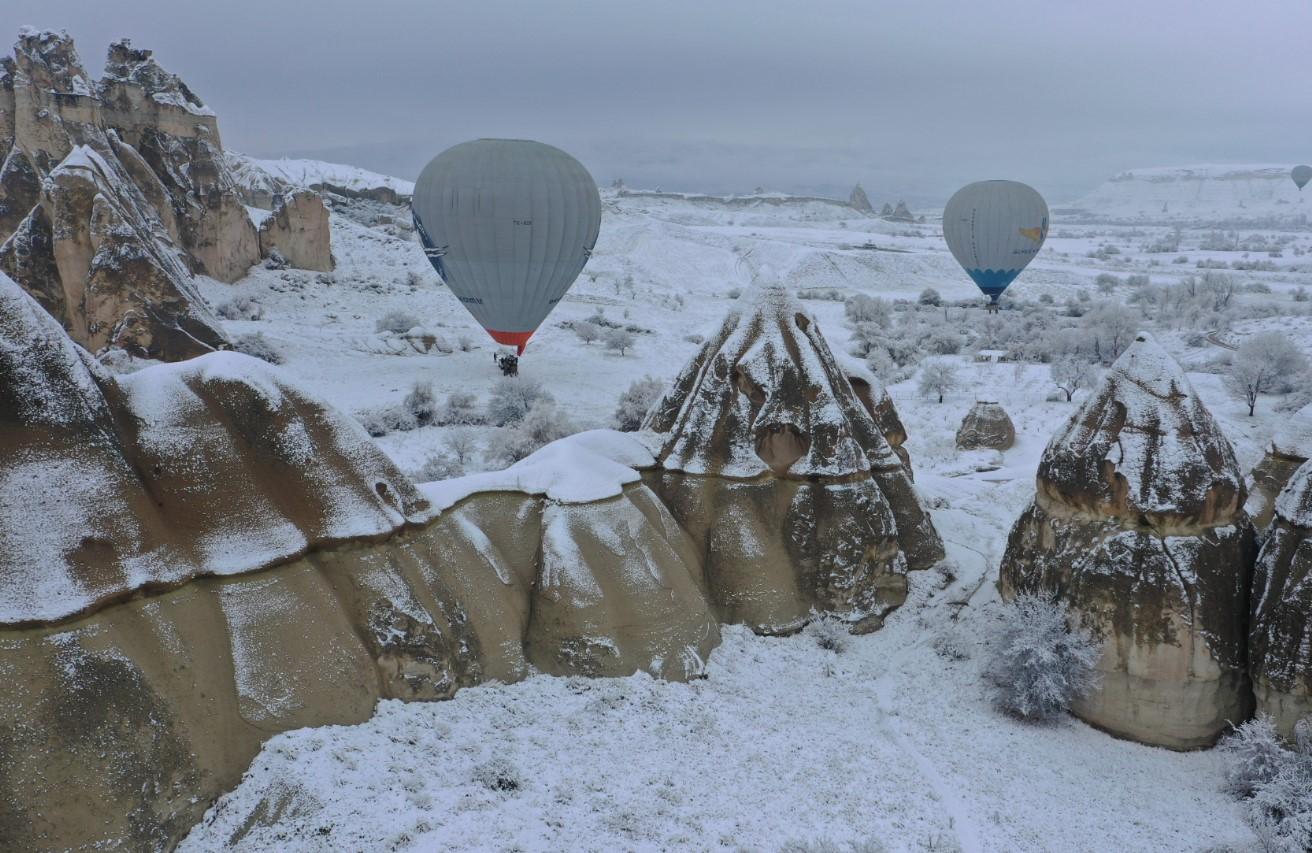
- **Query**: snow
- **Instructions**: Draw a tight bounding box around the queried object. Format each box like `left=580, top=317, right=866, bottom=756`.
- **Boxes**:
left=1071, top=163, right=1312, bottom=224
left=150, top=90, right=215, bottom=116
left=1271, top=402, right=1312, bottom=459
left=418, top=429, right=654, bottom=510
left=232, top=154, right=415, bottom=197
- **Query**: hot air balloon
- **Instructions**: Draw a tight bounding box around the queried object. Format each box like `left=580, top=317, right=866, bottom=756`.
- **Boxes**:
left=942, top=180, right=1048, bottom=309
left=1293, top=165, right=1312, bottom=191
left=411, top=139, right=602, bottom=355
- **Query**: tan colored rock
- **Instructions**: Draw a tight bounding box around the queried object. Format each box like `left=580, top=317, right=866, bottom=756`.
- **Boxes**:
left=0, top=277, right=719, bottom=849
left=258, top=189, right=334, bottom=272
left=1249, top=459, right=1312, bottom=738
left=955, top=401, right=1015, bottom=451
left=849, top=183, right=872, bottom=213
left=1, top=142, right=227, bottom=359
left=841, top=355, right=913, bottom=475
left=642, top=285, right=943, bottom=633
left=1246, top=402, right=1312, bottom=530
left=1000, top=333, right=1256, bottom=749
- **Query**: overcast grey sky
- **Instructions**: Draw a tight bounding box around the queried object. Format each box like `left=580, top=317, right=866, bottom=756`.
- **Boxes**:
left=6, top=0, right=1311, bottom=203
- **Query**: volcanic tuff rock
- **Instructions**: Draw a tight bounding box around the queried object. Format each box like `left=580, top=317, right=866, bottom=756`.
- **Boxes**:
left=1000, top=332, right=1256, bottom=749
left=839, top=354, right=914, bottom=475
left=1249, top=459, right=1312, bottom=737
left=955, top=401, right=1016, bottom=451
left=1246, top=401, right=1312, bottom=529
left=0, top=271, right=716, bottom=850
left=642, top=285, right=944, bottom=634
left=257, top=189, right=334, bottom=272
left=849, top=183, right=872, bottom=213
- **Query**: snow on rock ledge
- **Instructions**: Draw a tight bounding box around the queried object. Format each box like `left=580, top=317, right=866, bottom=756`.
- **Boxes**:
left=1247, top=402, right=1312, bottom=529
left=1000, top=332, right=1256, bottom=749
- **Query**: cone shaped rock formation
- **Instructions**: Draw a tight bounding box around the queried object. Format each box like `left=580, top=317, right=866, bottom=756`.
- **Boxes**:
left=1000, top=332, right=1256, bottom=749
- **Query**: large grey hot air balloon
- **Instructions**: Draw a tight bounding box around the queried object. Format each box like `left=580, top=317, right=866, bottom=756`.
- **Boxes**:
left=942, top=180, right=1048, bottom=306
left=412, top=139, right=601, bottom=354
left=1293, top=165, right=1312, bottom=191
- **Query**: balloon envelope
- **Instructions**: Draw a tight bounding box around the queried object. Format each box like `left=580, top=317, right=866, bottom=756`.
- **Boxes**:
left=1293, top=165, right=1312, bottom=190
left=942, top=180, right=1048, bottom=303
left=411, top=139, right=601, bottom=354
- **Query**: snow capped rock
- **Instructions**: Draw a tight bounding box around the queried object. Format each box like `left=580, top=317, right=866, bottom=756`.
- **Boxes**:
left=643, top=283, right=943, bottom=632
left=227, top=152, right=416, bottom=206
left=100, top=39, right=214, bottom=116
left=256, top=188, right=334, bottom=272
left=1037, top=331, right=1245, bottom=525
left=1001, top=331, right=1256, bottom=749
left=1247, top=402, right=1312, bottom=529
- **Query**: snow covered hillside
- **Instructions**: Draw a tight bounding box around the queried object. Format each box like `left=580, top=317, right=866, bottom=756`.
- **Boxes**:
left=175, top=161, right=1312, bottom=851
left=1068, top=164, right=1312, bottom=225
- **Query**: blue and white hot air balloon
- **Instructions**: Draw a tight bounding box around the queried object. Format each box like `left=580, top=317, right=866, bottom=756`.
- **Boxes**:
left=942, top=180, right=1048, bottom=307
left=1293, top=165, right=1312, bottom=191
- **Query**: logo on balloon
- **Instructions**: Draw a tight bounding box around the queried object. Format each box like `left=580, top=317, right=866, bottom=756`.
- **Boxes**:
left=1018, top=218, right=1048, bottom=243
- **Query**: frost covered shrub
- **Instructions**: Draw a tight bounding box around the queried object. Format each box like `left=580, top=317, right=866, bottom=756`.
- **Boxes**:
left=487, top=378, right=552, bottom=426
left=1221, top=716, right=1292, bottom=798
left=778, top=840, right=887, bottom=853
left=231, top=332, right=283, bottom=364
left=411, top=452, right=463, bottom=483
left=485, top=401, right=576, bottom=467
left=574, top=320, right=601, bottom=345
left=263, top=248, right=288, bottom=270
left=471, top=756, right=522, bottom=793
left=439, top=390, right=484, bottom=426
left=726, top=287, right=742, bottom=299
left=918, top=287, right=942, bottom=306
left=844, top=293, right=890, bottom=325
left=216, top=294, right=264, bottom=321
left=805, top=617, right=849, bottom=654
left=376, top=310, right=418, bottom=334
left=1222, top=716, right=1312, bottom=853
left=613, top=376, right=664, bottom=431
left=984, top=594, right=1099, bottom=722
left=403, top=382, right=438, bottom=426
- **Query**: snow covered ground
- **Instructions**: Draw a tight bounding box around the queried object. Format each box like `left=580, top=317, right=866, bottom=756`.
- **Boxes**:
left=181, top=171, right=1312, bottom=851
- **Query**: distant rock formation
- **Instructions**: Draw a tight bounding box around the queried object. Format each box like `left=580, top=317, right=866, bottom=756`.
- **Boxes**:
left=0, top=270, right=716, bottom=850
left=1247, top=402, right=1312, bottom=529
left=642, top=285, right=944, bottom=633
left=257, top=189, right=334, bottom=272
left=887, top=200, right=915, bottom=222
left=1000, top=333, right=1256, bottom=749
left=849, top=183, right=872, bottom=212
left=0, top=29, right=264, bottom=358
left=880, top=202, right=893, bottom=216
left=955, top=401, right=1016, bottom=451
left=1249, top=459, right=1312, bottom=737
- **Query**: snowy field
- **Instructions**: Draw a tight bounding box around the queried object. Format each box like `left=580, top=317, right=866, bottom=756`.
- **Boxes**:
left=181, top=171, right=1312, bottom=851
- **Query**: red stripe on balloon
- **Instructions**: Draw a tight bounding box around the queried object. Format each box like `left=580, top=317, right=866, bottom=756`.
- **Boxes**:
left=486, top=329, right=534, bottom=356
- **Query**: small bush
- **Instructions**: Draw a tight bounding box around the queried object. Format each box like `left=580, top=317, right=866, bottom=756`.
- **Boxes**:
left=1221, top=716, right=1292, bottom=798
left=726, top=287, right=742, bottom=300
left=403, top=382, right=438, bottom=426
left=231, top=332, right=283, bottom=364
left=805, top=617, right=848, bottom=654
left=487, top=378, right=552, bottom=426
left=411, top=452, right=463, bottom=483
left=984, top=594, right=1099, bottom=722
left=376, top=310, right=419, bottom=334
left=574, top=320, right=601, bottom=345
left=1222, top=716, right=1312, bottom=853
left=216, top=295, right=264, bottom=321
left=440, top=391, right=484, bottom=426
left=918, top=287, right=942, bottom=307
left=471, top=757, right=522, bottom=794
left=485, top=401, right=575, bottom=466
left=613, top=376, right=665, bottom=431
left=263, top=248, right=288, bottom=270
left=602, top=327, right=637, bottom=355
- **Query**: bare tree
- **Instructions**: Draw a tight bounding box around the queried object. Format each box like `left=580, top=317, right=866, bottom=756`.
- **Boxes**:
left=917, top=359, right=959, bottom=403
left=1050, top=356, right=1098, bottom=402
left=443, top=428, right=478, bottom=465
left=603, top=327, right=636, bottom=356
left=1225, top=332, right=1310, bottom=416
left=574, top=320, right=601, bottom=345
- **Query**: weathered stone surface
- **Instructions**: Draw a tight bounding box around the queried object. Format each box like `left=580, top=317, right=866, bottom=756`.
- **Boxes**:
left=1246, top=402, right=1312, bottom=530
left=955, top=401, right=1016, bottom=451
left=642, top=285, right=943, bottom=633
left=1250, top=459, right=1312, bottom=738
left=999, top=332, right=1256, bottom=749
left=0, top=274, right=719, bottom=850
left=257, top=189, right=334, bottom=272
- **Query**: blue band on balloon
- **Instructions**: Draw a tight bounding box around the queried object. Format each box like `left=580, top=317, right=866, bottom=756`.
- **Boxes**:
left=967, top=268, right=1021, bottom=298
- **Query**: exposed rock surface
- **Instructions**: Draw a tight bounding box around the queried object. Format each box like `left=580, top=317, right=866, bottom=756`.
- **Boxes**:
left=999, top=332, right=1256, bottom=749
left=840, top=354, right=913, bottom=474
left=1249, top=459, right=1312, bottom=737
left=1246, top=402, right=1312, bottom=529
left=642, top=285, right=944, bottom=634
left=955, top=401, right=1016, bottom=451
left=849, top=183, right=872, bottom=212
left=0, top=273, right=717, bottom=850
left=257, top=189, right=334, bottom=272
left=0, top=30, right=269, bottom=360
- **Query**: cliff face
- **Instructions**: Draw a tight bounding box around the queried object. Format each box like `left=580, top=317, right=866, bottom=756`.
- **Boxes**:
left=0, top=30, right=333, bottom=360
